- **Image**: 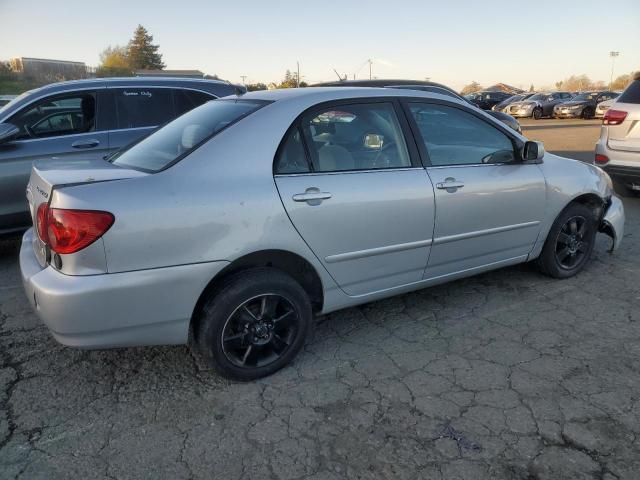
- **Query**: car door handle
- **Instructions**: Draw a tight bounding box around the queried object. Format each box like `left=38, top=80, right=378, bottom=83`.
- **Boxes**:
left=71, top=139, right=100, bottom=149
left=292, top=189, right=332, bottom=204
left=436, top=179, right=465, bottom=191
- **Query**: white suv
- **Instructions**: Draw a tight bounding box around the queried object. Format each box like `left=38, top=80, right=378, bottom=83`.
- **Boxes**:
left=595, top=72, right=640, bottom=195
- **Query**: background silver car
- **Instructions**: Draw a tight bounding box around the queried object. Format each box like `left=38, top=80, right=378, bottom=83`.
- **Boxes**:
left=20, top=87, right=624, bottom=380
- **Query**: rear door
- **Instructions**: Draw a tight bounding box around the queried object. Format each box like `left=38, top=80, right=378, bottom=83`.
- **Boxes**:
left=0, top=88, right=108, bottom=230
left=275, top=100, right=436, bottom=296
left=404, top=101, right=546, bottom=279
left=607, top=80, right=640, bottom=153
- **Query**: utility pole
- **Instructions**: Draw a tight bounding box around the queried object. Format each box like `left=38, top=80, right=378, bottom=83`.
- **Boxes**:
left=368, top=59, right=373, bottom=80
left=609, top=51, right=620, bottom=90
left=240, top=75, right=247, bottom=84
left=296, top=61, right=300, bottom=88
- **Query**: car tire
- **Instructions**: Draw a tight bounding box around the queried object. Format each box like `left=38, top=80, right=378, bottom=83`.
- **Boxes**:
left=195, top=268, right=313, bottom=380
left=582, top=107, right=594, bottom=119
left=536, top=203, right=597, bottom=279
left=532, top=107, right=543, bottom=120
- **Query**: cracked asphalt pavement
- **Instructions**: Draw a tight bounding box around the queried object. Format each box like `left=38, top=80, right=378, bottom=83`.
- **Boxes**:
left=1, top=119, right=640, bottom=479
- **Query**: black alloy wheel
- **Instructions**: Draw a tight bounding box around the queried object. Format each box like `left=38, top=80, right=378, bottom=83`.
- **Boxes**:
left=221, top=294, right=299, bottom=368
left=554, top=216, right=590, bottom=270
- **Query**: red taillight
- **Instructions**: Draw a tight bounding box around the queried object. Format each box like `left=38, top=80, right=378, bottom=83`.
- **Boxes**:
left=603, top=109, right=628, bottom=125
left=41, top=208, right=114, bottom=254
left=36, top=203, right=49, bottom=242
left=595, top=154, right=609, bottom=165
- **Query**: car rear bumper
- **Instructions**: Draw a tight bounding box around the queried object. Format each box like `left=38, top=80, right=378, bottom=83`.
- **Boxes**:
left=596, top=139, right=640, bottom=188
left=20, top=228, right=229, bottom=348
left=600, top=195, right=625, bottom=252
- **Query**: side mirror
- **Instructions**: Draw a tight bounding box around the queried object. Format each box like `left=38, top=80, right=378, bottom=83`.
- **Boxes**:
left=0, top=123, right=19, bottom=145
left=523, top=140, right=545, bottom=163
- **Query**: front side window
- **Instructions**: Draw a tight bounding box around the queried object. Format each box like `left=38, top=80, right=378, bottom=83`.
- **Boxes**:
left=9, top=92, right=97, bottom=140
left=299, top=102, right=411, bottom=172
left=111, top=99, right=266, bottom=172
left=113, top=88, right=173, bottom=129
left=409, top=103, right=516, bottom=166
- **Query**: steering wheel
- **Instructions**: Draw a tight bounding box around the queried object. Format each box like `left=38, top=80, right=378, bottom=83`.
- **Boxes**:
left=23, top=124, right=36, bottom=139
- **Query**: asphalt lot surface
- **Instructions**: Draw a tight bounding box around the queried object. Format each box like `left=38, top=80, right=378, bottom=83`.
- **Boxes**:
left=1, top=117, right=640, bottom=479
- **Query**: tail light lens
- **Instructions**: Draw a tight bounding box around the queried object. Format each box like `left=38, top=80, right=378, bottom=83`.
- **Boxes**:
left=603, top=109, right=628, bottom=125
left=595, top=154, right=609, bottom=165
left=36, top=203, right=49, bottom=243
left=37, top=207, right=114, bottom=254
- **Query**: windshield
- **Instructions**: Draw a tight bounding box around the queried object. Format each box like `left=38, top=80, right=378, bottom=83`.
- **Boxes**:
left=111, top=98, right=267, bottom=172
left=571, top=92, right=599, bottom=101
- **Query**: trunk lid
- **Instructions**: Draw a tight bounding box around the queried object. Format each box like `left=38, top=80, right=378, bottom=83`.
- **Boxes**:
left=607, top=102, right=640, bottom=153
left=27, top=158, right=146, bottom=267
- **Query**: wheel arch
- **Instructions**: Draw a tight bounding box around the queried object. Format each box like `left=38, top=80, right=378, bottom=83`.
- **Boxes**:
left=569, top=192, right=607, bottom=221
left=190, top=249, right=324, bottom=335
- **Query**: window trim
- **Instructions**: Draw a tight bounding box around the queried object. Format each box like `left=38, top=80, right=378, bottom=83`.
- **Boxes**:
left=273, top=97, right=422, bottom=176
left=7, top=89, right=101, bottom=141
left=400, top=98, right=525, bottom=168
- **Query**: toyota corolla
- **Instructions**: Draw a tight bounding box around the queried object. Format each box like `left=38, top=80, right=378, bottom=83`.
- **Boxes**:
left=20, top=87, right=625, bottom=380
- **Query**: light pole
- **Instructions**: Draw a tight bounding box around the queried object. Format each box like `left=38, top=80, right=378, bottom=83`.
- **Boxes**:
left=368, top=59, right=373, bottom=80
left=609, top=51, right=620, bottom=90
left=240, top=75, right=247, bottom=84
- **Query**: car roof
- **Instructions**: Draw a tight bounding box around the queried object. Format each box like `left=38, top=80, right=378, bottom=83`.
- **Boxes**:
left=238, top=86, right=457, bottom=103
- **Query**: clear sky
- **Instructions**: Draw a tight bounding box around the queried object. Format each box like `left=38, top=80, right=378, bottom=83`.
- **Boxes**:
left=1, top=0, right=638, bottom=90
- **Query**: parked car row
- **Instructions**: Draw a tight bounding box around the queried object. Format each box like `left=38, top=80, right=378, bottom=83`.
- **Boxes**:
left=489, top=90, right=620, bottom=120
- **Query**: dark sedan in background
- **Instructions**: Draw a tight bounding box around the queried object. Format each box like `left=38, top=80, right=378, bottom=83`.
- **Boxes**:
left=0, top=77, right=243, bottom=234
left=464, top=90, right=513, bottom=110
left=553, top=91, right=619, bottom=119
left=314, top=79, right=522, bottom=133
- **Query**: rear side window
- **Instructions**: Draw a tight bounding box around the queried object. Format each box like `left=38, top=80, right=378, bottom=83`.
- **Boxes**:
left=298, top=102, right=411, bottom=172
left=174, top=89, right=214, bottom=116
left=113, top=88, right=173, bottom=129
left=617, top=81, right=640, bottom=104
left=111, top=99, right=266, bottom=172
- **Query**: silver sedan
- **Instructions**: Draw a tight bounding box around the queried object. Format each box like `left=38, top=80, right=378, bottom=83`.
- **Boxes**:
left=20, top=87, right=625, bottom=380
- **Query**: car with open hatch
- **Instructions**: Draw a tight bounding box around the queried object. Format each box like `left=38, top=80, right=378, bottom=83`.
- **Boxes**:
left=20, top=87, right=624, bottom=380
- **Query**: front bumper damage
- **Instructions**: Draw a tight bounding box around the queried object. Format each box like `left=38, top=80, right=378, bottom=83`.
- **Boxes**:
left=599, top=195, right=625, bottom=252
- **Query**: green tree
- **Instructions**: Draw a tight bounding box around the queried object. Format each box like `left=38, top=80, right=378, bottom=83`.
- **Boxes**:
left=127, top=25, right=165, bottom=70
left=96, top=45, right=132, bottom=77
left=529, top=84, right=535, bottom=92
left=278, top=70, right=298, bottom=88
left=460, top=81, right=482, bottom=95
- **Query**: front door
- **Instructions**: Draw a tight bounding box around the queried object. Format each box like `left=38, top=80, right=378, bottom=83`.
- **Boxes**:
left=275, top=101, right=435, bottom=296
left=0, top=89, right=109, bottom=230
left=405, top=101, right=546, bottom=278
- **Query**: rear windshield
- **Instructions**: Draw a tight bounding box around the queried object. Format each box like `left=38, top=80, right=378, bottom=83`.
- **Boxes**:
left=617, top=80, right=640, bottom=104
left=111, top=98, right=267, bottom=172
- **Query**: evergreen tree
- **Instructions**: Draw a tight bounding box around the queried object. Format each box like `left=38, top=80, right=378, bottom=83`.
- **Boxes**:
left=127, top=25, right=165, bottom=70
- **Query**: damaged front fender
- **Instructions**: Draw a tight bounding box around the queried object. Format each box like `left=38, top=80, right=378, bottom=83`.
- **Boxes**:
left=599, top=195, right=625, bottom=252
